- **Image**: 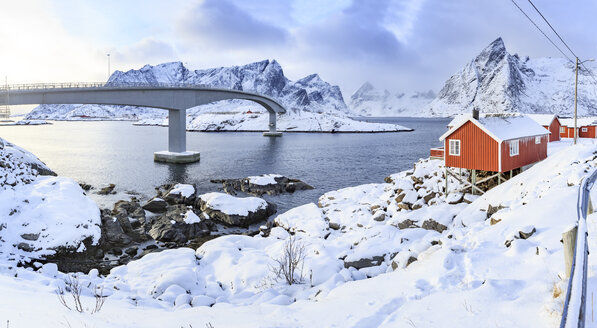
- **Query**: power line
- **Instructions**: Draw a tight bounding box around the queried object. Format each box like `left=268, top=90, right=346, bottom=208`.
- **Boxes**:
left=526, top=0, right=578, bottom=59
left=523, top=0, right=597, bottom=84
left=509, top=0, right=574, bottom=63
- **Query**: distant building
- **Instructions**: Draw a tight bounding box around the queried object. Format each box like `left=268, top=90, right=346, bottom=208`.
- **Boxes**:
left=559, top=118, right=597, bottom=139
left=527, top=114, right=561, bottom=142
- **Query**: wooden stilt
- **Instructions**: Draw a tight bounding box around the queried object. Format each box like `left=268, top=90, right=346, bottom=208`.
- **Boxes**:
left=445, top=166, right=448, bottom=195
left=471, top=170, right=477, bottom=195
left=510, top=170, right=513, bottom=179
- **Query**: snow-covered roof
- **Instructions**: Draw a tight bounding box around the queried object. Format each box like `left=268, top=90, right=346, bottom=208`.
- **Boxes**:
left=440, top=115, right=550, bottom=142
left=559, top=117, right=597, bottom=127
left=527, top=114, right=557, bottom=127
left=447, top=114, right=471, bottom=127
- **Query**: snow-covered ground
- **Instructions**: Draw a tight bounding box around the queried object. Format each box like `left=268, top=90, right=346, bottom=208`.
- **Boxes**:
left=0, top=119, right=50, bottom=126
left=1, top=137, right=597, bottom=327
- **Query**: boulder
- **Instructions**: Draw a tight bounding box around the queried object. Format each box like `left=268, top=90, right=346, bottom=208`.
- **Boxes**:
left=163, top=184, right=196, bottom=205
left=329, top=222, right=341, bottom=230
left=421, top=219, right=448, bottom=233
left=372, top=211, right=386, bottom=222
left=395, top=193, right=406, bottom=203
left=100, top=209, right=134, bottom=247
left=20, top=233, right=39, bottom=241
left=142, top=198, right=169, bottom=213
left=197, top=192, right=276, bottom=227
left=213, top=175, right=313, bottom=196
left=97, top=184, right=116, bottom=195
left=519, top=227, right=536, bottom=240
left=148, top=205, right=213, bottom=244
left=423, top=192, right=436, bottom=204
left=344, top=255, right=385, bottom=269
left=487, top=204, right=506, bottom=218
left=397, top=219, right=418, bottom=230
left=397, top=202, right=411, bottom=211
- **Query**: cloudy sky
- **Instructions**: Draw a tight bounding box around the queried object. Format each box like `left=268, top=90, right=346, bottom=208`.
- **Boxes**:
left=1, top=0, right=597, bottom=97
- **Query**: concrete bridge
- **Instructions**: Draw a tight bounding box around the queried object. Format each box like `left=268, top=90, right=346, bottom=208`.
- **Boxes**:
left=0, top=82, right=286, bottom=163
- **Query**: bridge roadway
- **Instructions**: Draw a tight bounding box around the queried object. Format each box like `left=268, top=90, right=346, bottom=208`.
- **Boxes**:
left=0, top=82, right=287, bottom=163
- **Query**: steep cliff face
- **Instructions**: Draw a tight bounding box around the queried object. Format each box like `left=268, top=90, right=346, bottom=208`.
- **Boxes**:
left=427, top=37, right=597, bottom=117
left=349, top=82, right=436, bottom=117
left=27, top=60, right=349, bottom=120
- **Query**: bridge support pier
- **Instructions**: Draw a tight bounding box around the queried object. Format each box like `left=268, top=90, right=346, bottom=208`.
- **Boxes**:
left=154, top=109, right=201, bottom=164
left=263, top=111, right=282, bottom=137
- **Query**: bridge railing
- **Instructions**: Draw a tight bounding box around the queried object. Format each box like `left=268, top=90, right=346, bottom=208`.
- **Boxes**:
left=0, top=82, right=218, bottom=91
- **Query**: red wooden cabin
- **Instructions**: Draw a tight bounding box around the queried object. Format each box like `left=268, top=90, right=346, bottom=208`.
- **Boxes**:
left=439, top=114, right=549, bottom=173
left=527, top=114, right=561, bottom=142
left=559, top=118, right=597, bottom=138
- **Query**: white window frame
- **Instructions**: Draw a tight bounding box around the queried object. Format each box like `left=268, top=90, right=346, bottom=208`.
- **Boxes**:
left=560, top=127, right=566, bottom=133
left=535, top=136, right=541, bottom=144
left=509, top=140, right=519, bottom=157
left=449, top=139, right=460, bottom=156
left=582, top=127, right=588, bottom=132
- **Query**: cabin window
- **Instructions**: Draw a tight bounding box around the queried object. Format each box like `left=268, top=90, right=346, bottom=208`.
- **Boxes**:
left=560, top=127, right=566, bottom=133
left=449, top=140, right=460, bottom=156
left=535, top=136, right=541, bottom=144
left=582, top=127, right=588, bottom=132
left=509, top=140, right=519, bottom=157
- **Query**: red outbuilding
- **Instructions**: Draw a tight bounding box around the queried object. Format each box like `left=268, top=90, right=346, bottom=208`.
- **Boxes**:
left=439, top=113, right=550, bottom=173
left=527, top=114, right=561, bottom=142
left=559, top=118, right=597, bottom=138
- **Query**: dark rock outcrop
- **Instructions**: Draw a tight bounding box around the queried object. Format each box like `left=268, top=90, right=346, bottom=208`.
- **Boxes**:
left=212, top=175, right=313, bottom=196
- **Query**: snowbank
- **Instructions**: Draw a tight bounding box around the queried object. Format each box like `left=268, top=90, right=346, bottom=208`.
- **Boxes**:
left=0, top=138, right=101, bottom=263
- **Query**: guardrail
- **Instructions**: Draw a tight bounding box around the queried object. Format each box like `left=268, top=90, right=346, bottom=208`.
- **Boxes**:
left=560, top=168, right=597, bottom=328
left=0, top=82, right=217, bottom=91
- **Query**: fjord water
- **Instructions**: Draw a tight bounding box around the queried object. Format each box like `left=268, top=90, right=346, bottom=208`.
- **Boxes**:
left=0, top=117, right=449, bottom=213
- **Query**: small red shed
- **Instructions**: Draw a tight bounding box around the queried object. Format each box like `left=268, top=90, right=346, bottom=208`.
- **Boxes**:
left=560, top=118, right=597, bottom=138
left=439, top=114, right=550, bottom=173
left=527, top=114, right=561, bottom=142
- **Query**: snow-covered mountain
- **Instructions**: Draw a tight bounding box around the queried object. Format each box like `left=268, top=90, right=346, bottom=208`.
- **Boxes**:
left=27, top=60, right=349, bottom=120
left=349, top=82, right=436, bottom=116
left=427, top=37, right=597, bottom=117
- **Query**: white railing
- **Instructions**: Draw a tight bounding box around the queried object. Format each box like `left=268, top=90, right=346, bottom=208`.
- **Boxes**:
left=0, top=82, right=217, bottom=91
left=560, top=168, right=597, bottom=328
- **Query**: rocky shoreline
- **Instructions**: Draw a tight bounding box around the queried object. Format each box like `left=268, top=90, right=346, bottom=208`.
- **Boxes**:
left=37, top=174, right=312, bottom=274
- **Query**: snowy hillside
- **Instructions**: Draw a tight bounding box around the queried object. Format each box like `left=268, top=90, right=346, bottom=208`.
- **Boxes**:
left=1, top=137, right=595, bottom=326
left=349, top=82, right=436, bottom=117
left=427, top=37, right=597, bottom=117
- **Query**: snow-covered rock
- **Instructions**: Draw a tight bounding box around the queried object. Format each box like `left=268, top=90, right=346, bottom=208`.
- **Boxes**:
left=427, top=37, right=597, bottom=117
left=0, top=138, right=101, bottom=264
left=349, top=82, right=436, bottom=117
left=197, top=192, right=276, bottom=227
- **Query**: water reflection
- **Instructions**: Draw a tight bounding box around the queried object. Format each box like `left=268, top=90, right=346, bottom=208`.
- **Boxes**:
left=159, top=162, right=192, bottom=185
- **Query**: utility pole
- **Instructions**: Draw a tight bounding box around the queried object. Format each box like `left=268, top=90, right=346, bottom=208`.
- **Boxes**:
left=574, top=58, right=595, bottom=145
left=575, top=57, right=579, bottom=145
left=107, top=53, right=111, bottom=81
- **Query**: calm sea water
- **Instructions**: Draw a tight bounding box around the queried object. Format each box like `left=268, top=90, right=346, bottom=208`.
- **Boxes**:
left=0, top=117, right=449, bottom=212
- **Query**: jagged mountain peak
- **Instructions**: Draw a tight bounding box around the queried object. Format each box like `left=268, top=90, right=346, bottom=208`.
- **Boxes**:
left=353, top=82, right=375, bottom=96
left=33, top=59, right=350, bottom=118
left=426, top=37, right=597, bottom=117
